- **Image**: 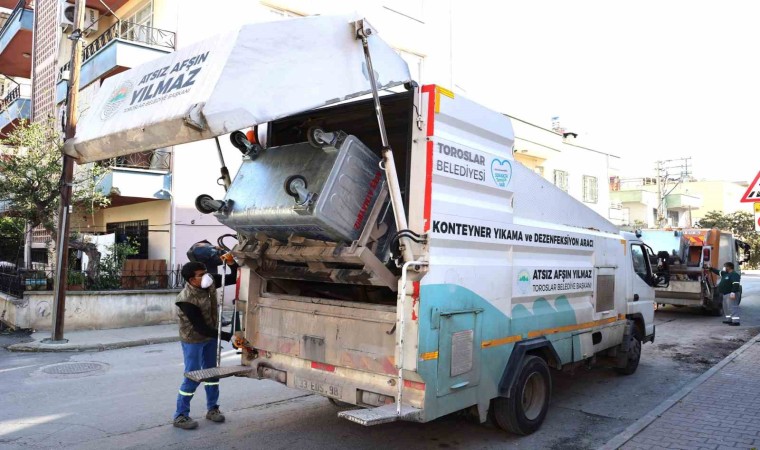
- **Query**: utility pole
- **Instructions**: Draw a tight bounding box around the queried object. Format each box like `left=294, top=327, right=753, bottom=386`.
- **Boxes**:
left=655, top=160, right=662, bottom=227
left=49, top=0, right=86, bottom=343
left=654, top=157, right=692, bottom=229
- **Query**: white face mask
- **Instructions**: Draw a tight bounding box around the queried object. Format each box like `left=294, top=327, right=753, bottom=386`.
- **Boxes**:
left=200, top=273, right=214, bottom=289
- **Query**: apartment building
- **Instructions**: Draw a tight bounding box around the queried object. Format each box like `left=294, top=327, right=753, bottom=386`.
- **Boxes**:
left=510, top=116, right=625, bottom=225
left=611, top=178, right=752, bottom=228
left=3, top=0, right=450, bottom=271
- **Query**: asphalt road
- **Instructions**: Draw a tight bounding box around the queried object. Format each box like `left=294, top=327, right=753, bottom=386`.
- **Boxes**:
left=1, top=274, right=758, bottom=450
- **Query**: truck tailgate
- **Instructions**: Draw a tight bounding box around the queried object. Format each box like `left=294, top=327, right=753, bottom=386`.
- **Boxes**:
left=251, top=295, right=398, bottom=376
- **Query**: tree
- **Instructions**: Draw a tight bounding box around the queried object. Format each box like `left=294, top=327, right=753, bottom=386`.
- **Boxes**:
left=0, top=120, right=110, bottom=272
left=695, top=210, right=760, bottom=269
left=0, top=217, right=24, bottom=266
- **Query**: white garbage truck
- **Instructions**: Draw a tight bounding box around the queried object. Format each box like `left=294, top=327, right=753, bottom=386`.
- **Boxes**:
left=66, top=15, right=659, bottom=435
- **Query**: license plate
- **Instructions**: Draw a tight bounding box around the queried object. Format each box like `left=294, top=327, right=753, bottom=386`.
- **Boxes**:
left=294, top=376, right=342, bottom=398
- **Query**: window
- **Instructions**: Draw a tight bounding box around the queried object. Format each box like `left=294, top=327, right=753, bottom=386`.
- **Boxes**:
left=553, top=170, right=568, bottom=192
left=630, top=244, right=650, bottom=283
left=667, top=211, right=679, bottom=226
left=583, top=175, right=598, bottom=203
left=719, top=235, right=733, bottom=266
left=107, top=220, right=149, bottom=259
left=120, top=1, right=153, bottom=43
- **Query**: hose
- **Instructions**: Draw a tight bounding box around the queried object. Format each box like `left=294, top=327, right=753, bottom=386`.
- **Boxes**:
left=217, top=234, right=238, bottom=252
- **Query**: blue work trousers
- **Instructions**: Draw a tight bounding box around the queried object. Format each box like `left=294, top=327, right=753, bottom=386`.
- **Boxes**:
left=174, top=339, right=220, bottom=419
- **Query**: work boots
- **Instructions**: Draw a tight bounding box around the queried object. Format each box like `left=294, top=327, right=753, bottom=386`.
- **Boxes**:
left=206, top=408, right=226, bottom=423
left=173, top=415, right=199, bottom=430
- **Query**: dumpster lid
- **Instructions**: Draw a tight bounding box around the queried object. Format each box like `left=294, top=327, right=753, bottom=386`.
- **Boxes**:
left=64, top=15, right=411, bottom=163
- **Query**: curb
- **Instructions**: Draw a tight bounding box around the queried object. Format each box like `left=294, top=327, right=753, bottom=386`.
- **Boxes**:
left=7, top=335, right=180, bottom=352
left=599, top=332, right=760, bottom=450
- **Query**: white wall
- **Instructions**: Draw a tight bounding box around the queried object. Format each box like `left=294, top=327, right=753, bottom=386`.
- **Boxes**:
left=1, top=290, right=179, bottom=331
left=94, top=200, right=171, bottom=262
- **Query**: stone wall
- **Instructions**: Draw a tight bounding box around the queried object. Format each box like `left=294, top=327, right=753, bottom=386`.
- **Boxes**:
left=0, top=290, right=180, bottom=331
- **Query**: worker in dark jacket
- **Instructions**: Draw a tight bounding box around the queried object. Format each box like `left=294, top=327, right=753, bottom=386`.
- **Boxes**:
left=708, top=261, right=741, bottom=326
left=172, top=259, right=238, bottom=430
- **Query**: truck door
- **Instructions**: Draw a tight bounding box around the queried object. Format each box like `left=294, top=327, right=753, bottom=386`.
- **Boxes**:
left=630, top=243, right=655, bottom=303
left=435, top=309, right=483, bottom=396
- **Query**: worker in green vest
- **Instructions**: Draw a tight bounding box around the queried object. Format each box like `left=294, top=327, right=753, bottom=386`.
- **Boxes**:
left=708, top=262, right=742, bottom=326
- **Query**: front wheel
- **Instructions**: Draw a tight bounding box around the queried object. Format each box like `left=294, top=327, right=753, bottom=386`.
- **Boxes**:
left=490, top=355, right=551, bottom=435
left=615, top=329, right=642, bottom=375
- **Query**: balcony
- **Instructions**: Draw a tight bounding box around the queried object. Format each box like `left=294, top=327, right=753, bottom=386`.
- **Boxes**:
left=665, top=193, right=702, bottom=211
left=611, top=189, right=658, bottom=206
left=608, top=202, right=629, bottom=225
left=0, top=81, right=31, bottom=136
left=0, top=0, right=33, bottom=78
left=1, top=0, right=129, bottom=10
left=57, top=21, right=175, bottom=103
left=97, top=149, right=172, bottom=205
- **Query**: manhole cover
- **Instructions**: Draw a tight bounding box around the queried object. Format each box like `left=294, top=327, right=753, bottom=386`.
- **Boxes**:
left=41, top=362, right=108, bottom=375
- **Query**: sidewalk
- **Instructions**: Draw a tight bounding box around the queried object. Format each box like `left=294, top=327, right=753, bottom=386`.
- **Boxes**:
left=602, top=334, right=760, bottom=450
left=7, top=324, right=180, bottom=352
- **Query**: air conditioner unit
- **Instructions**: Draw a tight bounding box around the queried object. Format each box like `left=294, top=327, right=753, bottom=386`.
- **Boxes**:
left=60, top=1, right=100, bottom=36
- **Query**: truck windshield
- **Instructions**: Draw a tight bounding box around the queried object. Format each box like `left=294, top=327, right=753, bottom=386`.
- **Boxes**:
left=631, top=244, right=649, bottom=282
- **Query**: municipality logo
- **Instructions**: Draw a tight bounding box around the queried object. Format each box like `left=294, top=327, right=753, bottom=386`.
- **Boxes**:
left=101, top=81, right=133, bottom=120
left=491, top=159, right=512, bottom=188
left=516, top=269, right=531, bottom=295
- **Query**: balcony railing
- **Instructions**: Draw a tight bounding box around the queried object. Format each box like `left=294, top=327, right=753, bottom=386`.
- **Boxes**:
left=59, top=21, right=176, bottom=80
left=0, top=0, right=31, bottom=39
left=0, top=85, right=20, bottom=113
left=0, top=79, right=31, bottom=113
left=0, top=267, right=185, bottom=298
left=98, top=148, right=171, bottom=171
left=31, top=227, right=51, bottom=245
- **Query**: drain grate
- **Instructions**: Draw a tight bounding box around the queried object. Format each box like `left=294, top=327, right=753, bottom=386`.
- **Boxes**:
left=41, top=362, right=108, bottom=375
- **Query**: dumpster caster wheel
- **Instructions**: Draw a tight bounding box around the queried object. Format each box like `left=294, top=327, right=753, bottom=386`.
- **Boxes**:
left=328, top=398, right=353, bottom=408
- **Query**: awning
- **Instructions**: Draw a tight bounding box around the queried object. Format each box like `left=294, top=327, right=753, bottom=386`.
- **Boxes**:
left=64, top=15, right=411, bottom=163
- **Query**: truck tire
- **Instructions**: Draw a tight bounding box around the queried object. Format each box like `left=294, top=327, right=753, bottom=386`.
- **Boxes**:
left=615, top=328, right=642, bottom=375
left=490, top=355, right=551, bottom=435
left=703, top=292, right=724, bottom=316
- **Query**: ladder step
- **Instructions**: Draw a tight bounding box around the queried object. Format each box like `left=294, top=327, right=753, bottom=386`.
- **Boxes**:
left=338, top=404, right=422, bottom=426
left=184, top=365, right=254, bottom=383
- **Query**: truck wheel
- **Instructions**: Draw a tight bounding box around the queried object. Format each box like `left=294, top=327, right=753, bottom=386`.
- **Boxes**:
left=615, top=329, right=642, bottom=375
left=703, top=293, right=723, bottom=316
left=490, top=355, right=551, bottom=435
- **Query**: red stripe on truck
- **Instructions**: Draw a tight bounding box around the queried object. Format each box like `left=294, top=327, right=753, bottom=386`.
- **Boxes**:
left=421, top=84, right=436, bottom=136
left=310, top=362, right=336, bottom=373
left=421, top=85, right=436, bottom=232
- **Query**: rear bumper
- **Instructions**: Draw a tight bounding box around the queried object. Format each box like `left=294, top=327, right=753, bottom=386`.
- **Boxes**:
left=250, top=352, right=427, bottom=419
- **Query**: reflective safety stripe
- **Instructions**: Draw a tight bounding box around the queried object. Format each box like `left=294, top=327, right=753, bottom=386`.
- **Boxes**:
left=178, top=390, right=195, bottom=396
left=204, top=382, right=220, bottom=386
